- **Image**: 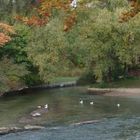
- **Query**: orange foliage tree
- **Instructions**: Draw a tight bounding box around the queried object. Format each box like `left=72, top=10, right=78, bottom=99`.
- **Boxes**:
left=0, top=23, right=15, bottom=47
left=15, top=0, right=77, bottom=31
left=120, top=0, right=140, bottom=22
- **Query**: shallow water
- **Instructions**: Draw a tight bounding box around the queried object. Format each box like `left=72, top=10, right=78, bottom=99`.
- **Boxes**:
left=0, top=87, right=140, bottom=139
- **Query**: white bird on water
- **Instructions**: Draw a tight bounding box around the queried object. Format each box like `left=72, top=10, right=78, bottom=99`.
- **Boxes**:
left=44, top=104, right=48, bottom=109
left=32, top=112, right=41, bottom=117
left=37, top=105, right=41, bottom=109
left=90, top=101, right=94, bottom=105
left=80, top=100, right=83, bottom=104
left=117, top=104, right=120, bottom=107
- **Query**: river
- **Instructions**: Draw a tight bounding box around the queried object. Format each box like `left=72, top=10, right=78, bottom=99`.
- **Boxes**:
left=0, top=87, right=140, bottom=140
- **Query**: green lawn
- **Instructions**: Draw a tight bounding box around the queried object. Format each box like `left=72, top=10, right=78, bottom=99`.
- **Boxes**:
left=51, top=77, right=79, bottom=84
left=90, top=77, right=140, bottom=88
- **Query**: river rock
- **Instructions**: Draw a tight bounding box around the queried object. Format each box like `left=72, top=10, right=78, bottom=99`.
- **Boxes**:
left=71, top=120, right=100, bottom=126
left=24, top=125, right=45, bottom=130
left=0, top=127, right=22, bottom=135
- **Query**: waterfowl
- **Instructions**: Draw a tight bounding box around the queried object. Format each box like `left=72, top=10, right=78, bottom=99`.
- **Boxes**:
left=32, top=112, right=41, bottom=117
left=90, top=101, right=94, bottom=105
left=80, top=100, right=83, bottom=104
left=117, top=104, right=120, bottom=107
left=37, top=106, right=41, bottom=109
left=44, top=104, right=48, bottom=109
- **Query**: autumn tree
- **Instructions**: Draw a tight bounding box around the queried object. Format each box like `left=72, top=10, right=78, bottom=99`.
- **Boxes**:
left=15, top=0, right=78, bottom=31
left=120, top=0, right=140, bottom=22
left=0, top=23, right=15, bottom=47
left=3, top=0, right=138, bottom=85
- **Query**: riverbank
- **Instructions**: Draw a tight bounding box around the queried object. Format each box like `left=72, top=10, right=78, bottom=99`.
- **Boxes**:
left=0, top=81, right=77, bottom=97
left=88, top=88, right=140, bottom=96
left=87, top=77, right=140, bottom=96
left=90, top=77, right=140, bottom=88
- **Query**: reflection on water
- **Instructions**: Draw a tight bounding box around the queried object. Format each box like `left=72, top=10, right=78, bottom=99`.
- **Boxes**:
left=0, top=87, right=140, bottom=139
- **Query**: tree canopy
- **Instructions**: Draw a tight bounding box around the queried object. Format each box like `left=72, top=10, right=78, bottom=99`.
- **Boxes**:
left=0, top=0, right=140, bottom=93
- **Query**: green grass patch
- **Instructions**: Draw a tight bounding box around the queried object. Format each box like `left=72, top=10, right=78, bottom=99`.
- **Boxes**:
left=51, top=77, right=79, bottom=84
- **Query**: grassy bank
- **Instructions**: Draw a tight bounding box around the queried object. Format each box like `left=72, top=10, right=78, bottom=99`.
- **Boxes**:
left=51, top=77, right=79, bottom=84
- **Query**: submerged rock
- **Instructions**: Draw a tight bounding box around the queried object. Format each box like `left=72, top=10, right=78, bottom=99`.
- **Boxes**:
left=24, top=125, right=45, bottom=130
left=71, top=120, right=100, bottom=126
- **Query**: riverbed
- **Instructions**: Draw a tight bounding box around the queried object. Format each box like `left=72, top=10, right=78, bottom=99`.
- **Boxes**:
left=0, top=87, right=140, bottom=139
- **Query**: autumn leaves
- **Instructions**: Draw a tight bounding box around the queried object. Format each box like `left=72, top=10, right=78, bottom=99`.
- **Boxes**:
left=0, top=23, right=15, bottom=47
left=119, top=0, right=140, bottom=22
left=15, top=0, right=77, bottom=31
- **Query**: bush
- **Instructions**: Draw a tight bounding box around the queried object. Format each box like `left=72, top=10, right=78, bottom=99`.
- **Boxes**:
left=0, top=57, right=29, bottom=93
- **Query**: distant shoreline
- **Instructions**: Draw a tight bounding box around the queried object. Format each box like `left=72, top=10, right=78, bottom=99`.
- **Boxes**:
left=0, top=81, right=77, bottom=97
left=88, top=88, right=140, bottom=96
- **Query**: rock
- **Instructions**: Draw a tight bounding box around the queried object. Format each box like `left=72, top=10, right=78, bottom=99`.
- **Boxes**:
left=71, top=120, right=100, bottom=126
left=0, top=125, right=45, bottom=135
left=0, top=127, right=22, bottom=135
left=60, top=84, right=64, bottom=87
left=0, top=127, right=9, bottom=135
left=24, top=125, right=45, bottom=130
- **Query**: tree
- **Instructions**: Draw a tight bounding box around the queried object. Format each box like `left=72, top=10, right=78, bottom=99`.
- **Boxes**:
left=2, top=0, right=138, bottom=85
left=0, top=57, right=29, bottom=93
left=15, top=0, right=77, bottom=31
left=120, top=0, right=140, bottom=22
left=0, top=22, right=15, bottom=46
left=26, top=18, right=68, bottom=82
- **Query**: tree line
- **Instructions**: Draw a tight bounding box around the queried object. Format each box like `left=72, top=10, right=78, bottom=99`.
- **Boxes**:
left=0, top=0, right=139, bottom=93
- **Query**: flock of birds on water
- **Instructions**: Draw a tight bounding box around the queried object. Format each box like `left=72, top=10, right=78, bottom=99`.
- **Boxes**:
left=31, top=100, right=120, bottom=117
left=79, top=100, right=120, bottom=107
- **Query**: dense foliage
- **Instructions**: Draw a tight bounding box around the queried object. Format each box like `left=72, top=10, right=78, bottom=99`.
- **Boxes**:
left=0, top=0, right=140, bottom=93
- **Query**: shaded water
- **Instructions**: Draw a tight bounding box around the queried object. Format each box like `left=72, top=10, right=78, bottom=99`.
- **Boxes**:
left=0, top=87, right=140, bottom=139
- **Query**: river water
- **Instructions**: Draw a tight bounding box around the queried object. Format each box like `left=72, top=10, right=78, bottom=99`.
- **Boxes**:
left=0, top=87, right=140, bottom=140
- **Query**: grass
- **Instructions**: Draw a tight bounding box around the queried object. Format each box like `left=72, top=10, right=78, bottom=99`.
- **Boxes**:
left=51, top=77, right=79, bottom=84
left=90, top=77, right=140, bottom=88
